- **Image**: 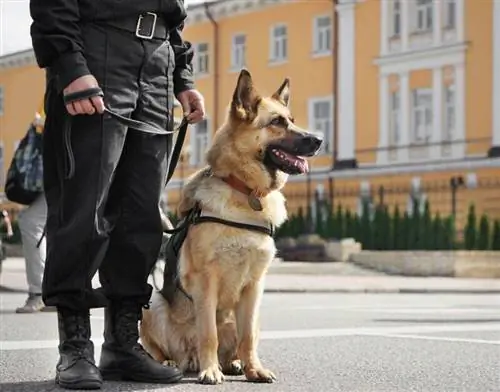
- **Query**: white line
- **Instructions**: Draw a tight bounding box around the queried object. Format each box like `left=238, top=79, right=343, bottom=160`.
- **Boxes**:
left=359, top=332, right=500, bottom=346
left=4, top=323, right=499, bottom=351
left=258, top=323, right=500, bottom=340
left=280, top=306, right=499, bottom=314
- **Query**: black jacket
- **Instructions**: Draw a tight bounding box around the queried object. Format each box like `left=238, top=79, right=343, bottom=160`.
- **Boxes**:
left=30, top=0, right=194, bottom=95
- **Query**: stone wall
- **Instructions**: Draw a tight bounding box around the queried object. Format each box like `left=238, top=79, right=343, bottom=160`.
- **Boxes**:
left=350, top=251, right=500, bottom=278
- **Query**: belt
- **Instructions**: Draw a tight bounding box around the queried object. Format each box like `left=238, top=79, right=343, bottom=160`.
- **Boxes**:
left=105, top=12, right=169, bottom=40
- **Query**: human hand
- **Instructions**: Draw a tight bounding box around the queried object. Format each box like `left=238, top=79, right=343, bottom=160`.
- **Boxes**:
left=176, top=89, right=205, bottom=124
left=63, top=75, right=105, bottom=116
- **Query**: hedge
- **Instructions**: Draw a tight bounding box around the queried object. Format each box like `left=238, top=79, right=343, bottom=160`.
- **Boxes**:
left=276, top=201, right=500, bottom=251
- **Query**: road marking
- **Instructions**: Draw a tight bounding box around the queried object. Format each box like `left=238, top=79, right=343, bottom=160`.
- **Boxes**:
left=2, top=323, right=500, bottom=351
left=277, top=306, right=499, bottom=314
left=358, top=332, right=500, bottom=346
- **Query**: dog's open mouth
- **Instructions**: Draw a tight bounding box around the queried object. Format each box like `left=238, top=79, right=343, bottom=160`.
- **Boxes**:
left=264, top=147, right=309, bottom=175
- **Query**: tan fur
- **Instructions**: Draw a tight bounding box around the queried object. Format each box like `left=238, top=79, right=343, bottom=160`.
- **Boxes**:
left=140, top=69, right=315, bottom=384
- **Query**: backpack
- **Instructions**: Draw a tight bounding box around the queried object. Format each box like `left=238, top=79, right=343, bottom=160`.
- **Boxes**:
left=4, top=124, right=44, bottom=205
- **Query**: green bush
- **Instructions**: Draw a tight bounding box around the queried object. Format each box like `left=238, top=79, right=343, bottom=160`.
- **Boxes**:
left=464, top=204, right=477, bottom=250
left=491, top=220, right=500, bottom=250
left=477, top=214, right=490, bottom=250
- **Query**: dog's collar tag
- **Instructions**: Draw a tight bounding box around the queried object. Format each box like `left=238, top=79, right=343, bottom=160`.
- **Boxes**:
left=248, top=194, right=263, bottom=211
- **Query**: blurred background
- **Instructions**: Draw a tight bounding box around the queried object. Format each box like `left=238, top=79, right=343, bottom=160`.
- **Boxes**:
left=1, top=0, right=500, bottom=255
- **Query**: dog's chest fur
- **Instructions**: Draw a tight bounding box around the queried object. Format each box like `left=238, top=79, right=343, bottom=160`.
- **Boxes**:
left=180, top=176, right=288, bottom=307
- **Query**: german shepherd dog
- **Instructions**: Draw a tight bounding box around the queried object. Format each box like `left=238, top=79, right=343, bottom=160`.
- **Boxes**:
left=140, top=69, right=322, bottom=384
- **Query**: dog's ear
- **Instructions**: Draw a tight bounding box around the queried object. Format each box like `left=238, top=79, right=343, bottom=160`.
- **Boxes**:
left=231, top=69, right=261, bottom=122
left=272, top=78, right=290, bottom=107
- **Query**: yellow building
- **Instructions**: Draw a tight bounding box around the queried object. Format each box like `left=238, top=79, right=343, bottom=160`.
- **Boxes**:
left=166, top=0, right=500, bottom=231
left=1, top=0, right=500, bottom=231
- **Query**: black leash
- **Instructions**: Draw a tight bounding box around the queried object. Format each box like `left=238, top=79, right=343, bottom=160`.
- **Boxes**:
left=35, top=88, right=190, bottom=248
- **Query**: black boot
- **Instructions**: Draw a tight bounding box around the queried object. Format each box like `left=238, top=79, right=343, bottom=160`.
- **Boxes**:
left=98, top=301, right=183, bottom=383
left=56, top=308, right=103, bottom=390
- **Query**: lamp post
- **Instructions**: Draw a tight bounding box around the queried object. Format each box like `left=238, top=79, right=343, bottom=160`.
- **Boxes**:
left=450, top=175, right=465, bottom=219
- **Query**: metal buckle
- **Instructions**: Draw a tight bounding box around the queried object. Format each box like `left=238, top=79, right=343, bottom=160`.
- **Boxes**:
left=135, top=12, right=157, bottom=40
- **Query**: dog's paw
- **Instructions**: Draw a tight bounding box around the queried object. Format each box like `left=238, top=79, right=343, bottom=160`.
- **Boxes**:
left=245, top=367, right=277, bottom=383
left=162, top=360, right=179, bottom=369
left=198, top=364, right=225, bottom=385
left=222, top=360, right=243, bottom=376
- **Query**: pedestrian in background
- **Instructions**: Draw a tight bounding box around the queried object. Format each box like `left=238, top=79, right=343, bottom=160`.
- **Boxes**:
left=15, top=112, right=52, bottom=313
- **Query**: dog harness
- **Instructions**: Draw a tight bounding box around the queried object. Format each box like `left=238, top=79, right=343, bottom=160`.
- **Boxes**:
left=159, top=203, right=275, bottom=304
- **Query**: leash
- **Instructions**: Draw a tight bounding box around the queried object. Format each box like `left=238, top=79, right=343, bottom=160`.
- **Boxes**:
left=35, top=88, right=190, bottom=248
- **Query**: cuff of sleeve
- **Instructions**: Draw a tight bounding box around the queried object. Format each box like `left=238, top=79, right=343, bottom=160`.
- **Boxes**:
left=53, top=51, right=91, bottom=93
left=174, top=68, right=195, bottom=97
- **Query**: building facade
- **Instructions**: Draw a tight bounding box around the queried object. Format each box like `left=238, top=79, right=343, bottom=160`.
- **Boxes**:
left=0, top=0, right=499, bottom=230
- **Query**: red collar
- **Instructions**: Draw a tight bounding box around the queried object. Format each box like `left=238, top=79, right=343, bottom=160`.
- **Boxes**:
left=220, top=175, right=253, bottom=196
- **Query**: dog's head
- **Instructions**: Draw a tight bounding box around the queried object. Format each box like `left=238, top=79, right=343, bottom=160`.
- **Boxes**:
left=206, top=69, right=323, bottom=193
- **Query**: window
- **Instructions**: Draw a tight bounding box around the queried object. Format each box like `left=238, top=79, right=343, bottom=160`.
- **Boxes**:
left=194, top=43, right=209, bottom=75
left=392, top=0, right=401, bottom=37
left=411, top=89, right=433, bottom=144
left=191, top=119, right=209, bottom=166
left=444, top=0, right=456, bottom=29
left=270, top=24, right=288, bottom=62
left=389, top=91, right=401, bottom=146
left=308, top=97, right=333, bottom=154
left=313, top=16, right=332, bottom=54
left=231, top=34, right=246, bottom=69
left=415, top=0, right=433, bottom=32
left=0, top=86, right=4, bottom=116
left=444, top=85, right=455, bottom=141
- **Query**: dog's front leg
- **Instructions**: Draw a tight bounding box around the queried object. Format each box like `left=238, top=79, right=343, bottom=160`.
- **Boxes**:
left=236, top=280, right=276, bottom=383
left=193, top=276, right=224, bottom=385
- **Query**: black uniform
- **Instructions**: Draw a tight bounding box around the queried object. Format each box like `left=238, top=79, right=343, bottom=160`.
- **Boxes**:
left=29, top=0, right=193, bottom=388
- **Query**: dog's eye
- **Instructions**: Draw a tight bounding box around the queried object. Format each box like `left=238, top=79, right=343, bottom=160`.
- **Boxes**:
left=269, top=117, right=286, bottom=127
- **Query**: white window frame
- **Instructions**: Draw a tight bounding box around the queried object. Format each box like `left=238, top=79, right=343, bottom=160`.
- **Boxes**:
left=190, top=118, right=211, bottom=166
left=269, top=24, right=288, bottom=63
left=312, top=15, right=332, bottom=56
left=411, top=88, right=433, bottom=145
left=231, top=33, right=246, bottom=70
left=443, top=0, right=456, bottom=29
left=389, top=91, right=401, bottom=146
left=194, top=42, right=209, bottom=76
left=391, top=0, right=401, bottom=37
left=308, top=96, right=334, bottom=155
left=444, top=84, right=456, bottom=142
left=414, top=0, right=433, bottom=33
left=0, top=86, right=4, bottom=116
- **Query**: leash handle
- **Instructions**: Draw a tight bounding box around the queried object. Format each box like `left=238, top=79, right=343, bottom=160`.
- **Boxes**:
left=63, top=87, right=180, bottom=135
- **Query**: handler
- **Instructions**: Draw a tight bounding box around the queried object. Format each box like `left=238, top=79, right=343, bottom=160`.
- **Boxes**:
left=29, top=0, right=205, bottom=389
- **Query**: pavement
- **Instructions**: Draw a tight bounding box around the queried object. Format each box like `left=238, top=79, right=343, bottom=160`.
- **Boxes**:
left=1, top=257, right=500, bottom=391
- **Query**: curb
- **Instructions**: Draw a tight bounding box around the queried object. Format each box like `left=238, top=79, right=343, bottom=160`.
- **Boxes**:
left=264, top=288, right=500, bottom=294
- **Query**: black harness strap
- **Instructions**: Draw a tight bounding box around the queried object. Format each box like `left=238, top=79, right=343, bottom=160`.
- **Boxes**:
left=194, top=215, right=275, bottom=237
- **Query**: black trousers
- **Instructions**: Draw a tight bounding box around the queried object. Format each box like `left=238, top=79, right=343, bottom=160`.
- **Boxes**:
left=41, top=22, right=175, bottom=310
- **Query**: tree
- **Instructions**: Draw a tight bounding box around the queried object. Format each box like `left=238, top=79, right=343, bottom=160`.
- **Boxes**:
left=431, top=213, right=443, bottom=250
left=421, top=200, right=432, bottom=250
left=491, top=219, right=500, bottom=250
left=477, top=214, right=490, bottom=250
left=464, top=204, right=477, bottom=250
left=392, top=205, right=402, bottom=250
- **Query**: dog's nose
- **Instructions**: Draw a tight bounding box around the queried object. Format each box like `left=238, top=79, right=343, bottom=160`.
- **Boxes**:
left=302, top=133, right=323, bottom=150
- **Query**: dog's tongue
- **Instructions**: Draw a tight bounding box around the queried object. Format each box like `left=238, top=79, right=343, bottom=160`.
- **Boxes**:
left=296, top=158, right=309, bottom=173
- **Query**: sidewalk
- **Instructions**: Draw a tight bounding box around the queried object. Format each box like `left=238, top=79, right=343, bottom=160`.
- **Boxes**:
left=2, top=257, right=500, bottom=295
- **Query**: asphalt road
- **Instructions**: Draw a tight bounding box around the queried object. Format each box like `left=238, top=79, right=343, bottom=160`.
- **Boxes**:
left=1, top=282, right=500, bottom=392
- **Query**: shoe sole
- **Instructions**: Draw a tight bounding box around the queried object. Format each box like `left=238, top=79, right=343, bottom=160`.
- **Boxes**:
left=56, top=374, right=103, bottom=390
left=100, top=369, right=183, bottom=384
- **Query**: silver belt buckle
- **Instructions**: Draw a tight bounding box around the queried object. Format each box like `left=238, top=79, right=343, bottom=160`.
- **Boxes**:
left=135, top=12, right=157, bottom=40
